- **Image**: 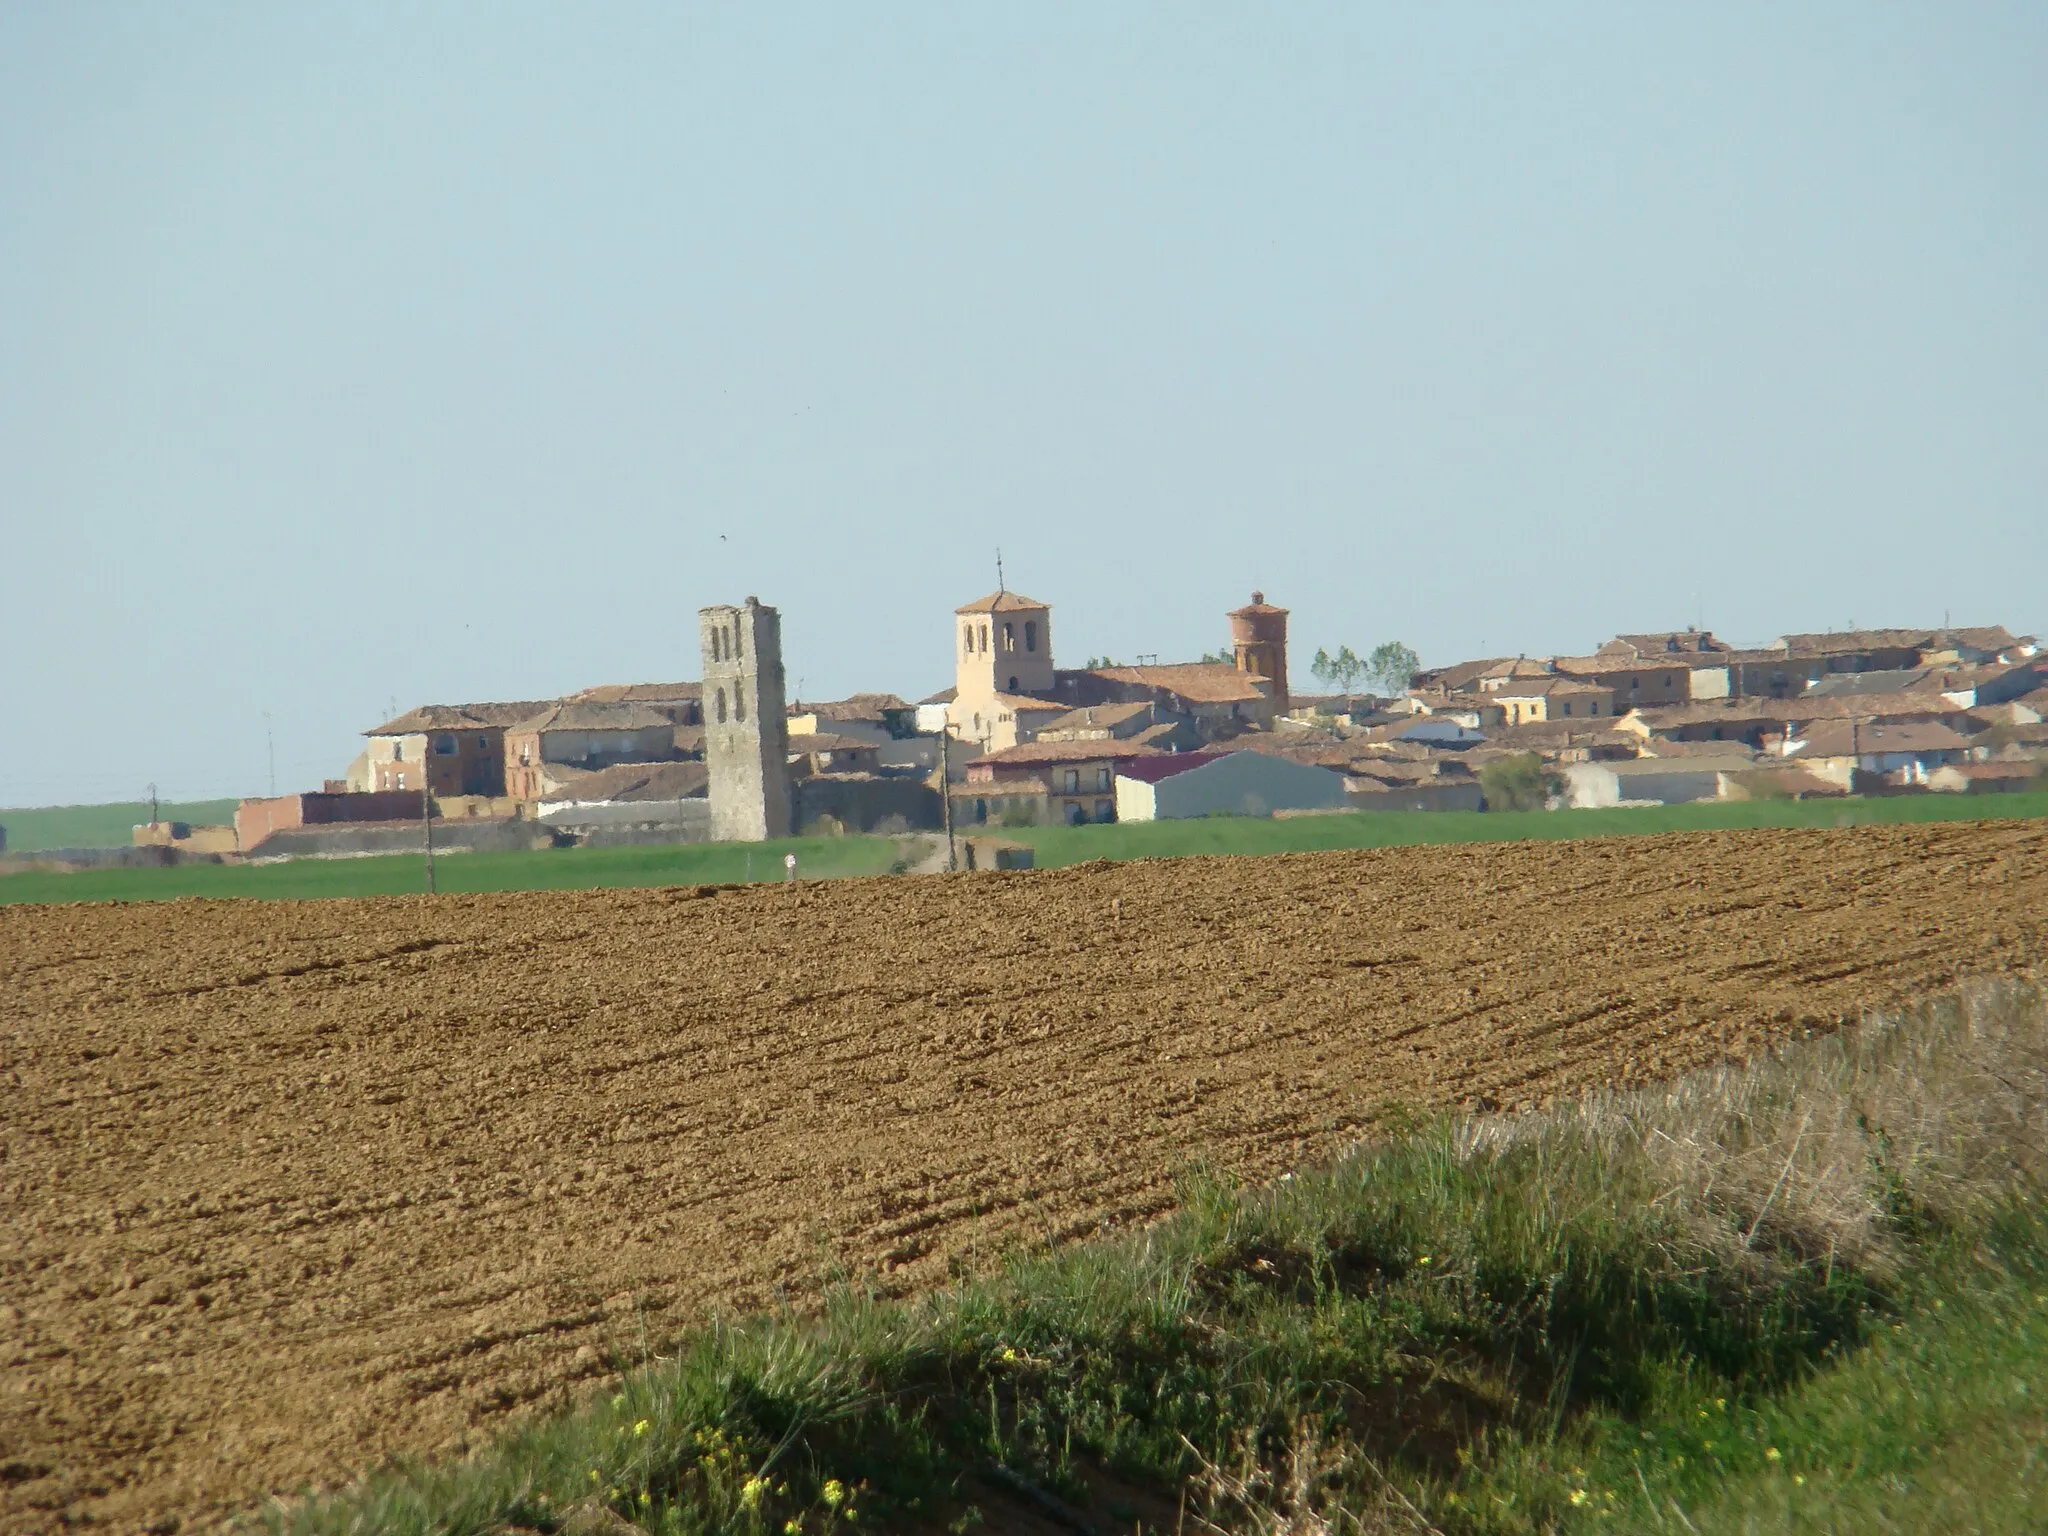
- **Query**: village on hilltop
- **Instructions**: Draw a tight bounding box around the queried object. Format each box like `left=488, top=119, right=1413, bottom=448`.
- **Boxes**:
left=129, top=588, right=2047, bottom=862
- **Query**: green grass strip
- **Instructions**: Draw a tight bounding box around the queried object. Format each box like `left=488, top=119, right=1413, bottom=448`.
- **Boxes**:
left=254, top=981, right=2048, bottom=1535
left=7, top=791, right=2048, bottom=906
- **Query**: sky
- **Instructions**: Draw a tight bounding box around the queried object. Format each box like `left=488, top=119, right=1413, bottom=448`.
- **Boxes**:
left=3, top=4, right=2044, bottom=807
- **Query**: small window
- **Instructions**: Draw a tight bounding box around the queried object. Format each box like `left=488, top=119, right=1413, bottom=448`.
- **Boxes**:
left=435, top=734, right=458, bottom=755
left=735, top=688, right=746, bottom=723
left=1064, top=769, right=1079, bottom=792
left=1025, top=620, right=1037, bottom=652
left=1096, top=766, right=1110, bottom=790
left=1003, top=622, right=1015, bottom=651
left=393, top=742, right=405, bottom=761
left=733, top=624, right=743, bottom=660
left=1096, top=799, right=1114, bottom=821
left=974, top=798, right=988, bottom=822
left=715, top=688, right=728, bottom=723
left=963, top=624, right=975, bottom=657
left=477, top=735, right=488, bottom=749
left=1008, top=675, right=1019, bottom=691
left=980, top=624, right=990, bottom=653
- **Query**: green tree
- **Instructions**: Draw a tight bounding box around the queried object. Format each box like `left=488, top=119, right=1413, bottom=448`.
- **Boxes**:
left=1478, top=752, right=1562, bottom=812
left=1367, top=640, right=1421, bottom=695
left=1309, top=645, right=1366, bottom=695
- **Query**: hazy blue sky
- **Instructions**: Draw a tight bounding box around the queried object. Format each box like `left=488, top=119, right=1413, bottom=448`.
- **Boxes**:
left=4, top=4, right=2043, bottom=806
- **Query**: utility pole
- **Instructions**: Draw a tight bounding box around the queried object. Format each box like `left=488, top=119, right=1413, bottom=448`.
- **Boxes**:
left=147, top=782, right=158, bottom=827
left=262, top=712, right=276, bottom=797
left=421, top=766, right=436, bottom=894
left=936, top=722, right=957, bottom=872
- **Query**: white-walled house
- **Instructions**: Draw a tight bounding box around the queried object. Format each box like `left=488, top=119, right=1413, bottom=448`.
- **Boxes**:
left=1562, top=755, right=1755, bottom=809
left=1115, top=751, right=1348, bottom=821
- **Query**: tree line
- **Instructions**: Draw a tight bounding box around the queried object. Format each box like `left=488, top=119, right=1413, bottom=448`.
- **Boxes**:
left=1307, top=640, right=1419, bottom=697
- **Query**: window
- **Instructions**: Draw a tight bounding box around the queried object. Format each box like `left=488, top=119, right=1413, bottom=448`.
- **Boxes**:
left=734, top=688, right=746, bottom=722
left=1025, top=620, right=1037, bottom=652
left=435, top=734, right=457, bottom=755
left=1063, top=769, right=1080, bottom=792
left=733, top=624, right=743, bottom=660
left=477, top=735, right=488, bottom=749
left=974, top=798, right=988, bottom=822
left=1096, top=766, right=1111, bottom=790
left=393, top=742, right=405, bottom=761
left=395, top=772, right=406, bottom=790
left=715, top=688, right=728, bottom=723
left=1066, top=802, right=1085, bottom=825
left=963, top=624, right=975, bottom=657
left=1002, top=622, right=1015, bottom=651
left=980, top=624, right=990, bottom=653
left=1095, top=799, right=1114, bottom=821
left=1008, top=675, right=1019, bottom=691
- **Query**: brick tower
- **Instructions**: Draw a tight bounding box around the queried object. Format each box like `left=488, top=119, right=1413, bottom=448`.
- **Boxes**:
left=1227, top=591, right=1290, bottom=710
left=701, top=596, right=792, bottom=841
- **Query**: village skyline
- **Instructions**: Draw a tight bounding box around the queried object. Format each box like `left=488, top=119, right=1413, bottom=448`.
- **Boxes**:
left=6, top=7, right=2045, bottom=807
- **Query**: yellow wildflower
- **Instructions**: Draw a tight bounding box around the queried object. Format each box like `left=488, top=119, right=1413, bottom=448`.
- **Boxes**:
left=1569, top=1489, right=1589, bottom=1506
left=822, top=1479, right=846, bottom=1508
left=742, top=1476, right=769, bottom=1510
left=633, top=1418, right=650, bottom=1437
left=1766, top=1447, right=1781, bottom=1462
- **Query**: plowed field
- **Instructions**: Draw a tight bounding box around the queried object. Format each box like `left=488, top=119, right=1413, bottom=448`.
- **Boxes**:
left=4, top=821, right=2045, bottom=1533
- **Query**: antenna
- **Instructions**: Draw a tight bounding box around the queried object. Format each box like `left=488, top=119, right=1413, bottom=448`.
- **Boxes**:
left=995, top=547, right=1005, bottom=594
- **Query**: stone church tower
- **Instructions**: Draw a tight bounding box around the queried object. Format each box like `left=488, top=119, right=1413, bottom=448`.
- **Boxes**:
left=700, top=597, right=792, bottom=842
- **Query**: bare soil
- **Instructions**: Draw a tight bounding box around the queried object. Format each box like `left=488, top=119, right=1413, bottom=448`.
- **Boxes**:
left=3, top=822, right=2044, bottom=1533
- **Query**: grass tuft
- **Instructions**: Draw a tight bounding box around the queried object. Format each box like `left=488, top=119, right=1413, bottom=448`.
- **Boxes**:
left=256, top=975, right=2048, bottom=1534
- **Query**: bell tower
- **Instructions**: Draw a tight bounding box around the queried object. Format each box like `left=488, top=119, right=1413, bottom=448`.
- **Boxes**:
left=701, top=596, right=792, bottom=841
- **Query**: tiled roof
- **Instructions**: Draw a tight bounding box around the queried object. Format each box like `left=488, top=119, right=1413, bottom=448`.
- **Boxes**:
left=972, top=739, right=1166, bottom=767
left=956, top=591, right=1050, bottom=614
left=538, top=761, right=707, bottom=804
left=1774, top=628, right=1958, bottom=655
left=365, top=703, right=549, bottom=736
left=1411, top=658, right=1511, bottom=692
left=572, top=681, right=704, bottom=703
left=787, top=733, right=879, bottom=755
left=509, top=701, right=675, bottom=733
left=1489, top=676, right=1610, bottom=698
left=1089, top=663, right=1269, bottom=704
left=1040, top=702, right=1156, bottom=734
left=1226, top=592, right=1288, bottom=617
left=1790, top=720, right=1972, bottom=755
left=795, top=693, right=911, bottom=721
left=1117, top=751, right=1232, bottom=784
left=1599, top=631, right=1732, bottom=658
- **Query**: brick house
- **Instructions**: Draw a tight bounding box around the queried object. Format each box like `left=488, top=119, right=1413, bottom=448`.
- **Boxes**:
left=505, top=702, right=678, bottom=802
left=363, top=703, right=545, bottom=797
left=957, top=739, right=1168, bottom=826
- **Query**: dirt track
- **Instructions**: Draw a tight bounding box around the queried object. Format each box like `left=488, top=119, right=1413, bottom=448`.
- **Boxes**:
left=4, top=821, right=2045, bottom=1533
